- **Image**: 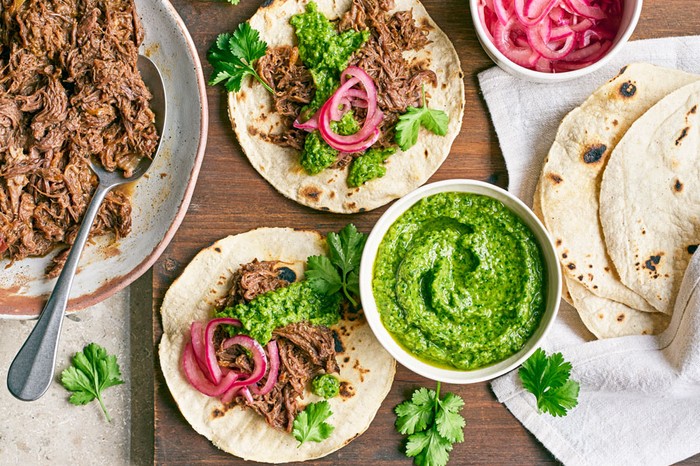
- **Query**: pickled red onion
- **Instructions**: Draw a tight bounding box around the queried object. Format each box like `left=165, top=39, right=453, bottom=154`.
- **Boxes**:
left=293, top=66, right=382, bottom=153
left=477, top=0, right=622, bottom=72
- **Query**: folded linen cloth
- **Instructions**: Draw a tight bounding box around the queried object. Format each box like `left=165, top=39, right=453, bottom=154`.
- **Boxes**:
left=479, top=36, right=700, bottom=466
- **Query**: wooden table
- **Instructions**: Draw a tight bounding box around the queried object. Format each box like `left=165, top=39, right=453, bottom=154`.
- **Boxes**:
left=152, top=1, right=700, bottom=463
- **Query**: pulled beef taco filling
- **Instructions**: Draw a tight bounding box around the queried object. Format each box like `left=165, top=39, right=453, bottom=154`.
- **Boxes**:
left=0, top=0, right=159, bottom=276
left=214, top=259, right=341, bottom=432
left=259, top=0, right=436, bottom=155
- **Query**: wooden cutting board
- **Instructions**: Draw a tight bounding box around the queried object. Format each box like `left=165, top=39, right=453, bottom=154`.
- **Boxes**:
left=152, top=0, right=700, bottom=463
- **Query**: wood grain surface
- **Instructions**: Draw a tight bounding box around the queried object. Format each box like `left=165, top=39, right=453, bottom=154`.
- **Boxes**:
left=153, top=1, right=700, bottom=463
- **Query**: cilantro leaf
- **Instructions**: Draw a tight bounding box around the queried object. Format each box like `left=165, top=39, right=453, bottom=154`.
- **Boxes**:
left=293, top=401, right=335, bottom=445
left=60, top=343, right=124, bottom=422
left=436, top=394, right=465, bottom=443
left=519, top=348, right=580, bottom=417
left=396, top=383, right=465, bottom=466
left=395, top=387, right=436, bottom=435
left=395, top=88, right=449, bottom=151
left=305, top=255, right=342, bottom=295
left=207, top=22, right=273, bottom=94
left=408, top=427, right=453, bottom=466
left=305, top=224, right=367, bottom=307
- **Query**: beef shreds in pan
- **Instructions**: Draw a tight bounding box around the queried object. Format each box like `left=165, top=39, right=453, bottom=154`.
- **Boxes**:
left=0, top=0, right=159, bottom=275
left=218, top=322, right=340, bottom=433
left=259, top=0, right=436, bottom=152
left=214, top=259, right=340, bottom=432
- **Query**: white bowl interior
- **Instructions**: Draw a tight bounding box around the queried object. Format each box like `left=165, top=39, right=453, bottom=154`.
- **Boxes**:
left=359, top=180, right=562, bottom=383
left=469, top=0, right=643, bottom=83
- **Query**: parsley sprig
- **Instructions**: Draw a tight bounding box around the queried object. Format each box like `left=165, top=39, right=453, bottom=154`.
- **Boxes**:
left=395, top=86, right=449, bottom=151
left=293, top=401, right=335, bottom=445
left=207, top=22, right=274, bottom=94
left=306, top=224, right=367, bottom=307
left=519, top=348, right=580, bottom=417
left=60, top=343, right=124, bottom=422
left=395, top=382, right=466, bottom=466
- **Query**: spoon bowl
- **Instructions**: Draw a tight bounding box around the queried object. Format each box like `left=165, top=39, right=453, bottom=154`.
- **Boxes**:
left=7, top=55, right=166, bottom=402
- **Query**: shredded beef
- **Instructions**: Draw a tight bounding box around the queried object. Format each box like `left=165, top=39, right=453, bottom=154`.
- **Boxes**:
left=256, top=46, right=313, bottom=151
left=0, top=0, right=159, bottom=272
left=216, top=259, right=294, bottom=309
left=340, top=0, right=436, bottom=147
left=218, top=322, right=339, bottom=432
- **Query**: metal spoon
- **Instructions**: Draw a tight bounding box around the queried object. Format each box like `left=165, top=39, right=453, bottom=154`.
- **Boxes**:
left=7, top=55, right=166, bottom=401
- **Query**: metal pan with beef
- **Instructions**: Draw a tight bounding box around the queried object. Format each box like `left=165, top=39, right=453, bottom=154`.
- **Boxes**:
left=0, top=0, right=159, bottom=276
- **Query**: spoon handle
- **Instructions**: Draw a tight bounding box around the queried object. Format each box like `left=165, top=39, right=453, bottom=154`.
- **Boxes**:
left=7, top=183, right=112, bottom=401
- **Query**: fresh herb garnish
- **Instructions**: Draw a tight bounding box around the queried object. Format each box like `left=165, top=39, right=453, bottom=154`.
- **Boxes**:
left=311, top=374, right=340, bottom=399
left=225, top=0, right=240, bottom=4
left=293, top=400, right=335, bottom=445
left=395, top=382, right=465, bottom=466
left=519, top=348, right=580, bottom=417
left=60, top=343, right=124, bottom=422
left=207, top=22, right=273, bottom=94
left=306, top=224, right=367, bottom=306
left=395, top=87, right=449, bottom=151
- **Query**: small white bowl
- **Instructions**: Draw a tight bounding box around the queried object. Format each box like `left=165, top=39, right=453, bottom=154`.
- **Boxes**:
left=469, top=0, right=643, bottom=83
left=359, top=180, right=561, bottom=383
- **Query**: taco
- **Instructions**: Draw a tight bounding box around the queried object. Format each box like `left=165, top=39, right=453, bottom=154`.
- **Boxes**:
left=159, top=227, right=396, bottom=462
left=226, top=0, right=464, bottom=213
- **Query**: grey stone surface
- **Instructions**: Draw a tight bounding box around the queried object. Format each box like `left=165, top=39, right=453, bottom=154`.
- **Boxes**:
left=0, top=290, right=131, bottom=465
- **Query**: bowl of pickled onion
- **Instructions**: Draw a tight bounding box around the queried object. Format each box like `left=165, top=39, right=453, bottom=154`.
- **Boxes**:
left=470, top=0, right=642, bottom=82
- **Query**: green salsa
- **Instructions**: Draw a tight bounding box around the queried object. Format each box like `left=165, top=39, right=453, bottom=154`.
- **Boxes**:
left=301, top=113, right=361, bottom=175
left=311, top=374, right=340, bottom=399
left=372, top=192, right=546, bottom=370
left=290, top=2, right=369, bottom=114
left=348, top=146, right=396, bottom=187
left=217, top=280, right=342, bottom=344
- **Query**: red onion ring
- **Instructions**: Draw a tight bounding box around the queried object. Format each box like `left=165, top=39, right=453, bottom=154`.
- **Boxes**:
left=250, top=340, right=280, bottom=397
left=181, top=343, right=239, bottom=397
left=204, top=317, right=241, bottom=384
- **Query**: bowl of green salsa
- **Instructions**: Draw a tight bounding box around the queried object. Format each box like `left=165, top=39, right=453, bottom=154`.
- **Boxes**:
left=359, top=179, right=561, bottom=383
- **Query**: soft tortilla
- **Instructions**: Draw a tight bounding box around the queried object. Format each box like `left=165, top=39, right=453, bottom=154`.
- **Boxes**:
left=599, top=81, right=700, bottom=316
left=566, top=276, right=670, bottom=339
left=159, top=228, right=396, bottom=463
left=228, top=0, right=464, bottom=213
left=538, top=63, right=698, bottom=313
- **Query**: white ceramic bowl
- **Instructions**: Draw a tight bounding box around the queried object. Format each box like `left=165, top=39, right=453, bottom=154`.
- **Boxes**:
left=469, top=0, right=643, bottom=83
left=359, top=180, right=561, bottom=383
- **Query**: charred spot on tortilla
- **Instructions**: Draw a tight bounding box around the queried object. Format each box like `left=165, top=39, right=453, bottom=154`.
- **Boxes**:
left=644, top=254, right=662, bottom=272
left=577, top=275, right=584, bottom=281
left=353, top=359, right=370, bottom=383
left=673, top=179, right=683, bottom=192
left=343, top=356, right=350, bottom=363
left=567, top=263, right=576, bottom=270
left=359, top=207, right=366, bottom=213
left=339, top=381, right=355, bottom=399
left=333, top=330, right=345, bottom=353
left=617, top=313, right=625, bottom=322
left=675, top=127, right=689, bottom=145
left=562, top=252, right=568, bottom=258
left=424, top=149, right=429, bottom=158
left=212, top=408, right=225, bottom=419
left=612, top=119, right=619, bottom=126
left=214, top=247, right=222, bottom=253
left=344, top=201, right=357, bottom=211
left=582, top=144, right=606, bottom=164
left=547, top=172, right=563, bottom=184
left=556, top=239, right=562, bottom=246
left=619, top=81, right=636, bottom=97
left=688, top=245, right=698, bottom=254
left=300, top=185, right=322, bottom=201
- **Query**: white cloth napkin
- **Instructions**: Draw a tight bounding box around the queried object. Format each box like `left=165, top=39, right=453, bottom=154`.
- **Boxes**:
left=479, top=36, right=700, bottom=466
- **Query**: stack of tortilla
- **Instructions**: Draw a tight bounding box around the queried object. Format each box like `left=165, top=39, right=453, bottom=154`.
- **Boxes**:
left=535, top=63, right=700, bottom=339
